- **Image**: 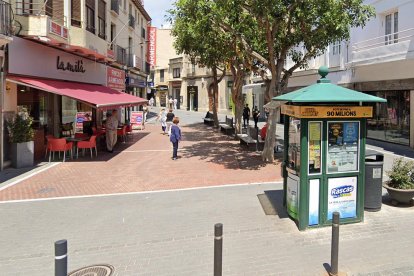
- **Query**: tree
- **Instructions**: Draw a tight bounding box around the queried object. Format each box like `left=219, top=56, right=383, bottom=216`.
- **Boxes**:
left=169, top=0, right=231, bottom=127
left=242, top=0, right=375, bottom=162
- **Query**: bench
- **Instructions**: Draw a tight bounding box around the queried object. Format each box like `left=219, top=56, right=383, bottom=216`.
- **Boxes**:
left=219, top=116, right=234, bottom=135
left=238, top=127, right=265, bottom=151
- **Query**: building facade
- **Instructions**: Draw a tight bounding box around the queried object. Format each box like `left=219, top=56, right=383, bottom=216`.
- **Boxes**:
left=271, top=0, right=414, bottom=148
left=1, top=0, right=151, bottom=169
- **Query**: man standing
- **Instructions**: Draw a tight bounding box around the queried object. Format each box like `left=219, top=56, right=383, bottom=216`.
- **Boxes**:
left=168, top=97, right=174, bottom=109
left=106, top=109, right=119, bottom=153
left=252, top=106, right=260, bottom=128
left=243, top=104, right=251, bottom=128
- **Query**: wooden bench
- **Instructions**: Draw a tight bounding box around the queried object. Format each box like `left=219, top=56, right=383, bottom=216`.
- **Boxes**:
left=219, top=116, right=234, bottom=135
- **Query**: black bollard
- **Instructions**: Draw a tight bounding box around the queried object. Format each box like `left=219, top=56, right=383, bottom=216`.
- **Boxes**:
left=214, top=223, right=223, bottom=276
left=330, top=212, right=340, bottom=276
left=55, top=240, right=68, bottom=276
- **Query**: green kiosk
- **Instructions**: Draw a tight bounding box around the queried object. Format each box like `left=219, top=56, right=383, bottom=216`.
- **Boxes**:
left=274, top=67, right=386, bottom=231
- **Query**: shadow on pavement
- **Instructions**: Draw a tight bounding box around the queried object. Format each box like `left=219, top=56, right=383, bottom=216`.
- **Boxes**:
left=181, top=123, right=281, bottom=171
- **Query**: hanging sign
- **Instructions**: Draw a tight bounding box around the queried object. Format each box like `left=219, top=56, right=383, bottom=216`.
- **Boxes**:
left=281, top=105, right=373, bottom=118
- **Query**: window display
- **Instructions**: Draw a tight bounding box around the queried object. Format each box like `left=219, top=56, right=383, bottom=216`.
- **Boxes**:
left=287, top=117, right=301, bottom=175
left=308, top=122, right=322, bottom=174
left=327, top=122, right=360, bottom=173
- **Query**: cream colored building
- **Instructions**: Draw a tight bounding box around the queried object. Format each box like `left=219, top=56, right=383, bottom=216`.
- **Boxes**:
left=152, top=28, right=234, bottom=112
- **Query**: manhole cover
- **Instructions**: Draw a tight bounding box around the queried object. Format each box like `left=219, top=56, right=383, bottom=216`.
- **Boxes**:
left=69, top=264, right=114, bottom=276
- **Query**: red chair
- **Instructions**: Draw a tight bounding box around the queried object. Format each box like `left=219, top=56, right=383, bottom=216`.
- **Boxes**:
left=74, top=133, right=89, bottom=139
left=126, top=124, right=133, bottom=140
left=45, top=135, right=55, bottom=158
left=117, top=125, right=127, bottom=143
left=48, top=138, right=73, bottom=162
left=77, top=135, right=97, bottom=158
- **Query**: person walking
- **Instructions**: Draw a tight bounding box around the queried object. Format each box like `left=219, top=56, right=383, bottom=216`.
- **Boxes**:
left=170, top=117, right=182, bottom=160
left=157, top=109, right=167, bottom=134
left=149, top=97, right=154, bottom=107
left=166, top=109, right=175, bottom=135
left=173, top=98, right=178, bottom=110
left=106, top=109, right=119, bottom=153
left=168, top=97, right=174, bottom=110
left=243, top=104, right=251, bottom=128
left=143, top=104, right=148, bottom=122
left=252, top=106, right=260, bottom=128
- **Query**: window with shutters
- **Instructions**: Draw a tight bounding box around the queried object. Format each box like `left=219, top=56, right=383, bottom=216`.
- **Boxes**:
left=98, top=0, right=106, bottom=39
left=71, top=0, right=81, bottom=27
left=86, top=0, right=95, bottom=34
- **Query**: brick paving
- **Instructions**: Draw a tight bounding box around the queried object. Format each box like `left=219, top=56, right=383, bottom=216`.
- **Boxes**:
left=0, top=122, right=280, bottom=201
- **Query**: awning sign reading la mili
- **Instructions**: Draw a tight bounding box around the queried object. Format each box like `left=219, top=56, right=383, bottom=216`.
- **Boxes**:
left=281, top=105, right=373, bottom=119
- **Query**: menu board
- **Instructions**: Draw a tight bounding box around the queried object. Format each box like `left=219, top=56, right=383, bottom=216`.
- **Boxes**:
left=327, top=122, right=359, bottom=173
left=308, top=122, right=322, bottom=174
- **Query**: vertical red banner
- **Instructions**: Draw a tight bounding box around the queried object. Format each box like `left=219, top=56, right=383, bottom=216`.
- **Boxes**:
left=147, top=26, right=157, bottom=67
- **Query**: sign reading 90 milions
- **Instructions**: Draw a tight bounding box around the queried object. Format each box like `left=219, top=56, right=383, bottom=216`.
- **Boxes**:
left=281, top=105, right=373, bottom=119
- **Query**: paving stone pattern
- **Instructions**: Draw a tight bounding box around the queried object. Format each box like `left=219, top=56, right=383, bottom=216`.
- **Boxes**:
left=1, top=183, right=414, bottom=275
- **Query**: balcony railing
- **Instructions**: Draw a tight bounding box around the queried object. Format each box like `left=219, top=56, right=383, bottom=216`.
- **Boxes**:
left=111, top=0, right=119, bottom=14
left=116, top=45, right=127, bottom=65
left=352, top=28, right=414, bottom=52
left=129, top=14, right=135, bottom=29
left=15, top=0, right=65, bottom=26
left=0, top=0, right=12, bottom=37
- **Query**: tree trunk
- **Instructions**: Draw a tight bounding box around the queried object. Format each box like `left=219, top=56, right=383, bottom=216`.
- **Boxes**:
left=211, top=67, right=220, bottom=128
left=261, top=74, right=279, bottom=162
left=231, top=66, right=244, bottom=135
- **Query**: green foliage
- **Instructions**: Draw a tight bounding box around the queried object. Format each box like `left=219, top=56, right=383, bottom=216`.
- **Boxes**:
left=7, top=113, right=35, bottom=144
left=387, top=158, right=414, bottom=190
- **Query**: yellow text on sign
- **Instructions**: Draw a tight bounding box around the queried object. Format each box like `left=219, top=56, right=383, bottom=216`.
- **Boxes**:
left=281, top=105, right=373, bottom=118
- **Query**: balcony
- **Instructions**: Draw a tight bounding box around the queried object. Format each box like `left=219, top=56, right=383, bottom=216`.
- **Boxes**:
left=111, top=0, right=119, bottom=14
left=351, top=28, right=414, bottom=66
left=129, top=15, right=135, bottom=29
left=0, top=0, right=13, bottom=46
left=127, top=54, right=144, bottom=70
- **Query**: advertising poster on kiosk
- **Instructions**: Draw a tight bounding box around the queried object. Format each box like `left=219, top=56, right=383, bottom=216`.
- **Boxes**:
left=327, top=122, right=359, bottom=173
left=327, top=177, right=357, bottom=220
left=131, top=111, right=144, bottom=130
left=287, top=176, right=299, bottom=219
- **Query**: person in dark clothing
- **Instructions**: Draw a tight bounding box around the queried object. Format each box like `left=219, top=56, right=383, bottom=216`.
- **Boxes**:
left=170, top=117, right=182, bottom=160
left=252, top=106, right=260, bottom=128
left=243, top=104, right=251, bottom=128
left=166, top=109, right=175, bottom=135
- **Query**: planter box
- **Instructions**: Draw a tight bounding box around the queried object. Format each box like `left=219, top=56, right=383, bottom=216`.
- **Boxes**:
left=11, top=141, right=34, bottom=168
left=383, top=184, right=414, bottom=205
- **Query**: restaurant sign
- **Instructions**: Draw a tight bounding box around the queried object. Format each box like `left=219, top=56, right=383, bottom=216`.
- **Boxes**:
left=281, top=105, right=373, bottom=119
left=147, top=26, right=157, bottom=67
left=107, top=67, right=126, bottom=91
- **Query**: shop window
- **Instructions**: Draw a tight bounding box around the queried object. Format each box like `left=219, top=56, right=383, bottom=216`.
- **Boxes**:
left=98, top=0, right=106, bottom=39
left=86, top=0, right=95, bottom=34
left=367, top=90, right=410, bottom=145
left=173, top=68, right=181, bottom=78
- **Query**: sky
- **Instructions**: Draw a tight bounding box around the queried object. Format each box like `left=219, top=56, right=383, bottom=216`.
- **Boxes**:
left=145, top=0, right=174, bottom=28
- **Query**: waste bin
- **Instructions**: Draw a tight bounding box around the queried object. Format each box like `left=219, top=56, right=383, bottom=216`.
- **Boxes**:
left=364, top=150, right=384, bottom=211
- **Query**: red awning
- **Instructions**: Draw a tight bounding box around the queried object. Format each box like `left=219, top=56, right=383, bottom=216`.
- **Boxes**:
left=7, top=76, right=147, bottom=109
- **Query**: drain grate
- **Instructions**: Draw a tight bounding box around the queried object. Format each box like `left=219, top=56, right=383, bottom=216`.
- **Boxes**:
left=69, top=264, right=114, bottom=276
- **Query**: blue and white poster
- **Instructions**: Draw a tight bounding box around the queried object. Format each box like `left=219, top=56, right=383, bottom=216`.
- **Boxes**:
left=327, top=177, right=357, bottom=220
left=309, top=179, right=320, bottom=226
left=343, top=122, right=359, bottom=144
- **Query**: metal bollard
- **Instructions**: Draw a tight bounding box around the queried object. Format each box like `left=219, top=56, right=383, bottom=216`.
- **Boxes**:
left=55, top=239, right=68, bottom=276
left=214, top=223, right=223, bottom=276
left=330, top=212, right=340, bottom=276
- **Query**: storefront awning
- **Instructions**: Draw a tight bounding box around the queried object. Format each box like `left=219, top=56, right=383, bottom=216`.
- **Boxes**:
left=7, top=76, right=148, bottom=109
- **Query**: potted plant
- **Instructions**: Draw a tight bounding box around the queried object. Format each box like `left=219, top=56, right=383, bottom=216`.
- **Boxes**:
left=7, top=112, right=35, bottom=168
left=383, top=158, right=414, bottom=206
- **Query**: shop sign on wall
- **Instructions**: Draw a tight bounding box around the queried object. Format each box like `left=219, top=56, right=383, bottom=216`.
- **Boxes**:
left=147, top=27, right=157, bottom=67
left=107, top=67, right=126, bottom=91
left=282, top=105, right=373, bottom=118
left=327, top=177, right=357, bottom=220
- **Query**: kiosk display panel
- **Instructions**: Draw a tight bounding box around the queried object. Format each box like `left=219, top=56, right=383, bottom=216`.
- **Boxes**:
left=327, top=121, right=360, bottom=173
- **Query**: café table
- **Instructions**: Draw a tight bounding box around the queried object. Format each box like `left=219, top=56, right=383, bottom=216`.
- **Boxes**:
left=65, top=136, right=90, bottom=159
